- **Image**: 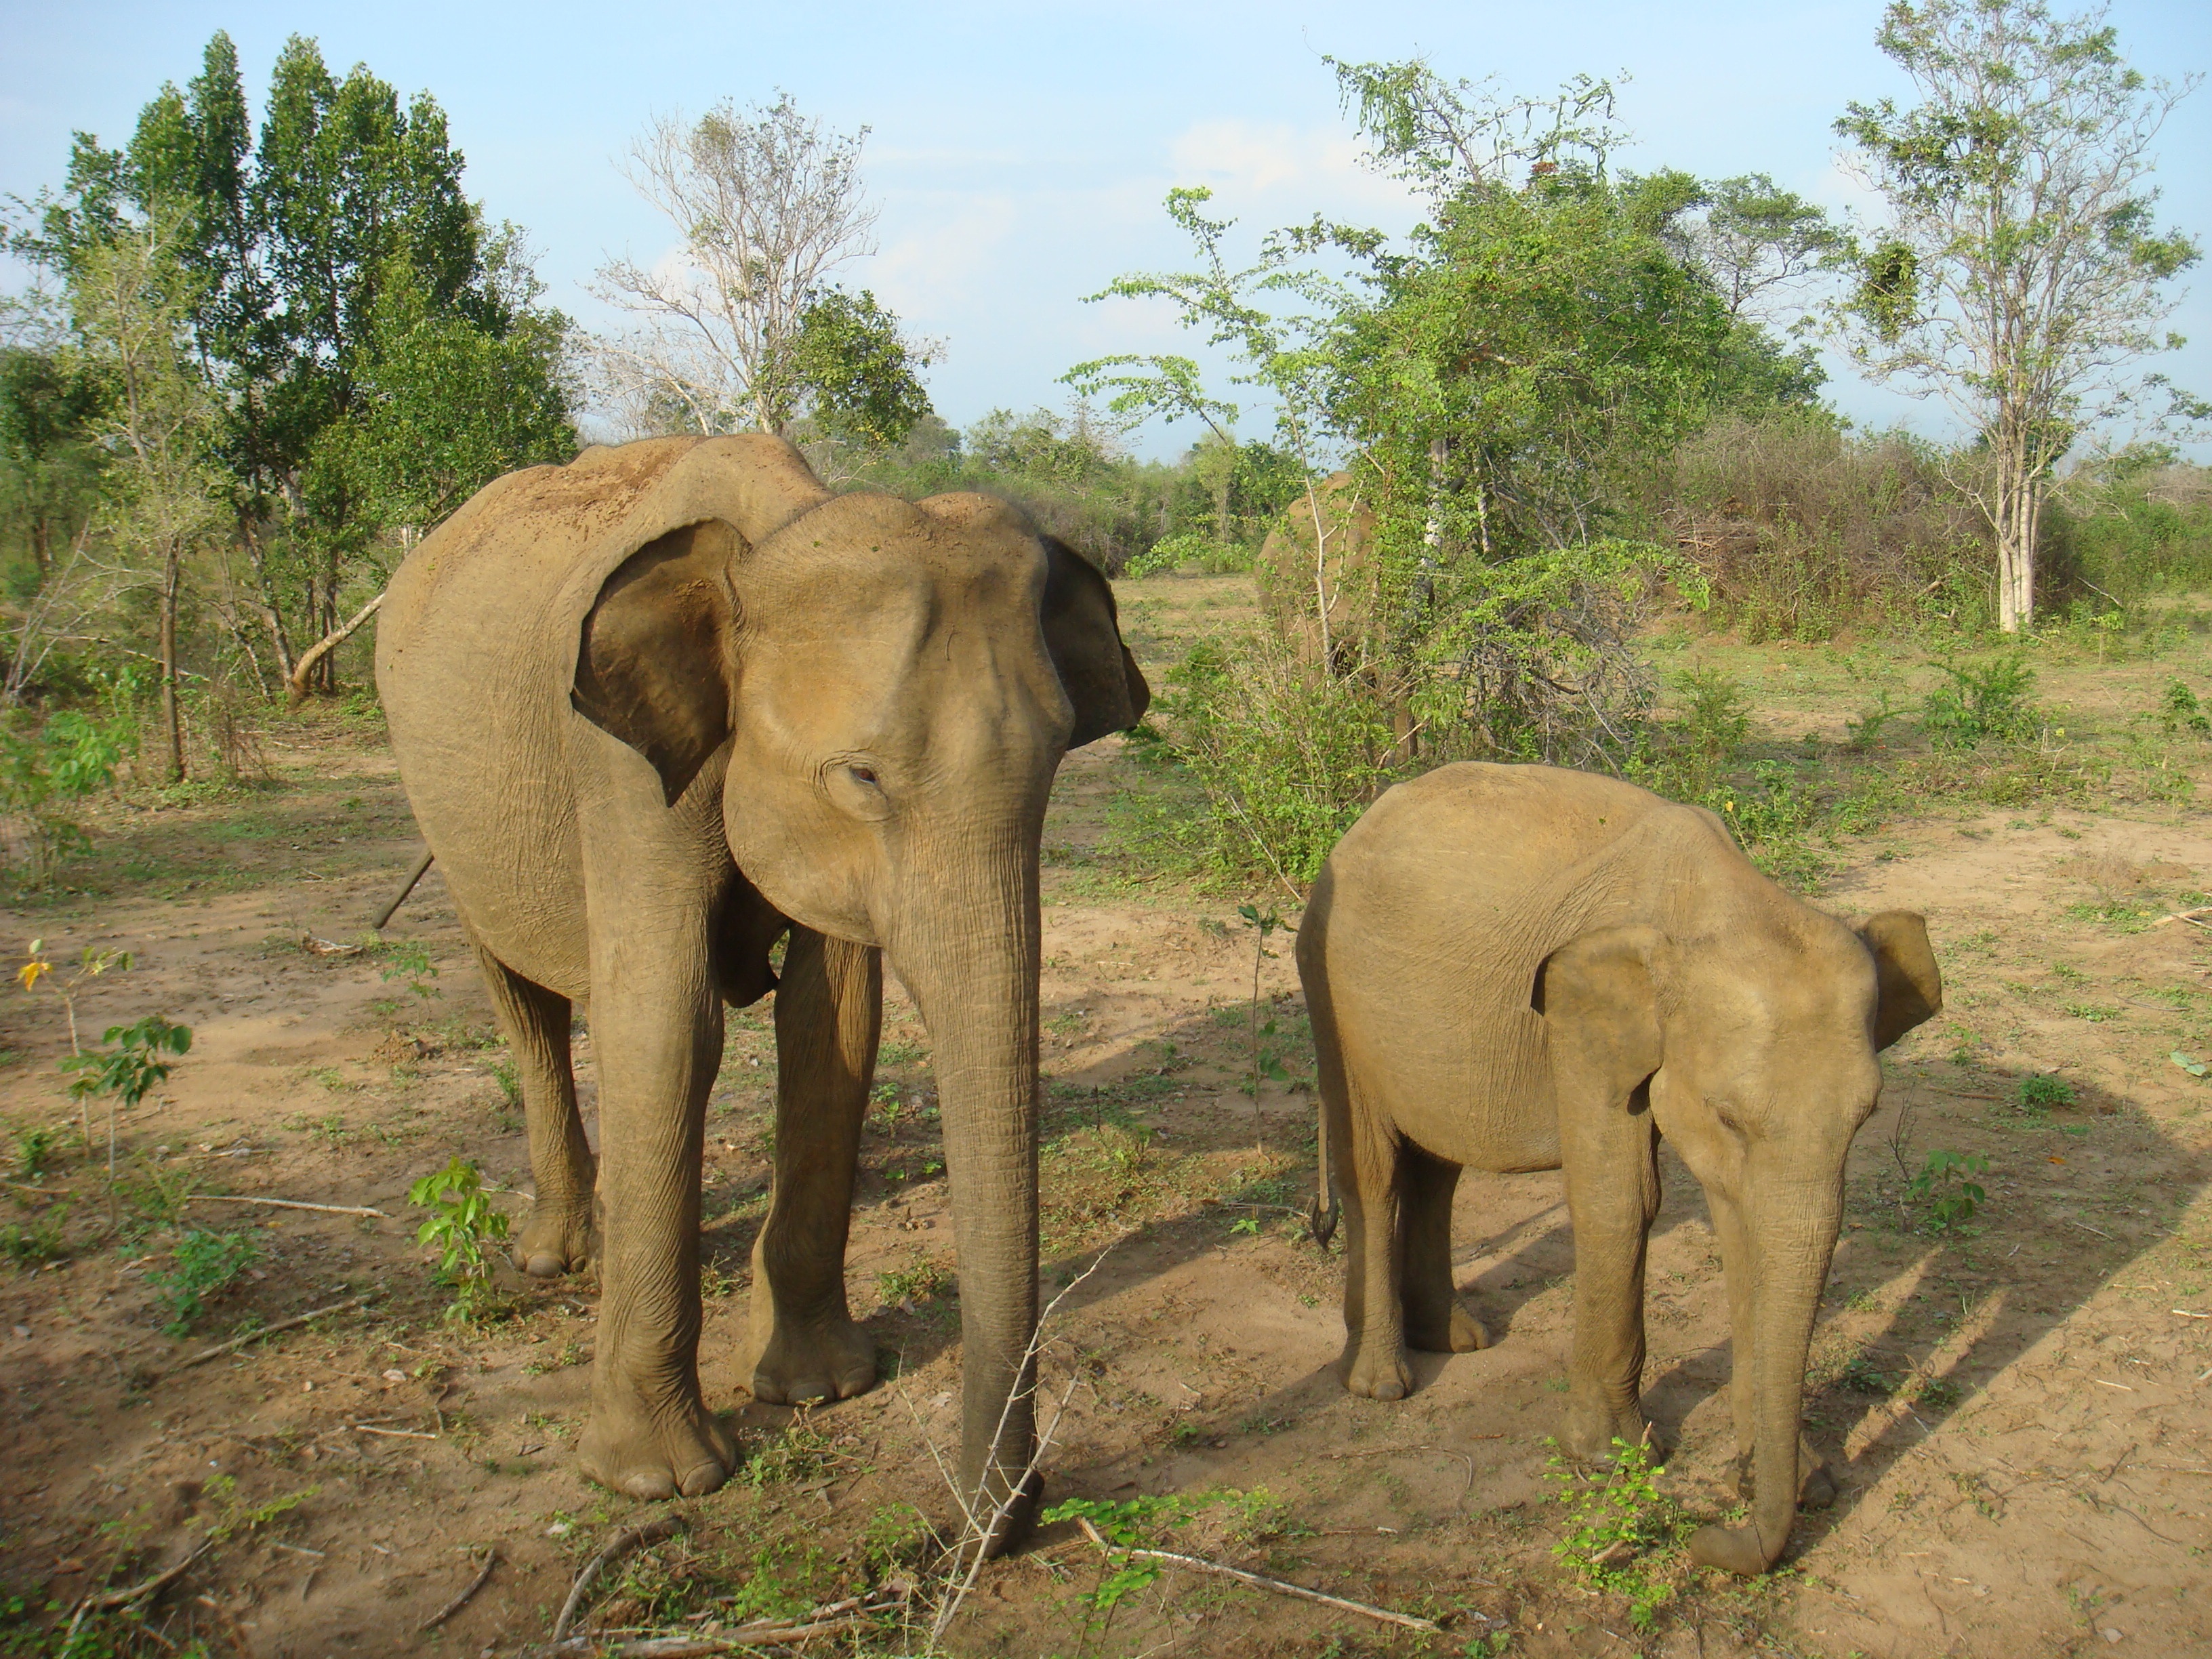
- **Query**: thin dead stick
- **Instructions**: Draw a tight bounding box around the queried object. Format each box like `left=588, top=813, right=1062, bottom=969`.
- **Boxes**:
left=1074, top=1518, right=1438, bottom=1633
left=79, top=1538, right=215, bottom=1613
left=552, top=1515, right=685, bottom=1644
left=178, top=1293, right=377, bottom=1368
left=417, top=1546, right=498, bottom=1632
left=373, top=846, right=436, bottom=931
left=926, top=1243, right=1118, bottom=1645
left=188, top=1193, right=388, bottom=1218
left=354, top=1423, right=437, bottom=1439
left=556, top=1593, right=907, bottom=1656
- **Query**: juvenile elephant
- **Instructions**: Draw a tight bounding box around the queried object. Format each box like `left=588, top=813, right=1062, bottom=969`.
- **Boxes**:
left=1296, top=762, right=1940, bottom=1576
left=375, top=435, right=1147, bottom=1540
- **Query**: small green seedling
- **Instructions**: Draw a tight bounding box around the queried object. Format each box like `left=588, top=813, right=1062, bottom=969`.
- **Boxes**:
left=147, top=1229, right=260, bottom=1335
left=409, top=1157, right=510, bottom=1321
left=62, top=1014, right=192, bottom=1198
left=1909, top=1148, right=1988, bottom=1233
left=1235, top=905, right=1290, bottom=1127
left=1544, top=1436, right=1689, bottom=1629
left=2014, top=1074, right=2076, bottom=1115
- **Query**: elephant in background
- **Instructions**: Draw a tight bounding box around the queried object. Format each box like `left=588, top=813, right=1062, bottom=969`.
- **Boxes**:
left=375, top=434, right=1147, bottom=1543
left=1296, top=762, right=1941, bottom=1576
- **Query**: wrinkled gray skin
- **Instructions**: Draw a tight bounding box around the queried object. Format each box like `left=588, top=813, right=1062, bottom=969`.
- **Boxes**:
left=1297, top=763, right=1941, bottom=1576
left=375, top=435, right=1147, bottom=1547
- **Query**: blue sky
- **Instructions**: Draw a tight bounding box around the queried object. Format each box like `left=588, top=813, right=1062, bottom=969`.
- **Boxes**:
left=4, top=1, right=2208, bottom=459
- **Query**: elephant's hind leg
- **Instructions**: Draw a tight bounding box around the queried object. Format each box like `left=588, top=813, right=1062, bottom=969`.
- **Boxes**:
left=1397, top=1147, right=1490, bottom=1354
left=470, top=935, right=594, bottom=1277
left=747, top=927, right=881, bottom=1406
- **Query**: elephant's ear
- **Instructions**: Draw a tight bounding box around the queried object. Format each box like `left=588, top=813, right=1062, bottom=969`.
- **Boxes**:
left=1040, top=536, right=1150, bottom=747
left=572, top=518, right=742, bottom=806
left=1855, top=910, right=1942, bottom=1050
left=1534, top=924, right=1666, bottom=1108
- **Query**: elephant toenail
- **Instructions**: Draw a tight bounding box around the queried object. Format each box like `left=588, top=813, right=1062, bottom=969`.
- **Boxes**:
left=678, top=1461, right=726, bottom=1497
left=621, top=1470, right=677, bottom=1500
left=526, top=1254, right=565, bottom=1279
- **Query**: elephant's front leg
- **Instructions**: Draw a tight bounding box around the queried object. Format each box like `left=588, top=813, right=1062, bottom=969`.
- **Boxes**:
left=747, top=926, right=882, bottom=1404
left=575, top=928, right=738, bottom=1499
left=1561, top=1102, right=1662, bottom=1463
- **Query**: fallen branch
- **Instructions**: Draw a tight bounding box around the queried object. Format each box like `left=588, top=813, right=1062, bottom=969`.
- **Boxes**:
left=178, top=1294, right=379, bottom=1368
left=188, top=1194, right=388, bottom=1218
left=286, top=591, right=385, bottom=707
left=418, top=1546, right=499, bottom=1632
left=551, top=1515, right=686, bottom=1644
left=81, top=1537, right=215, bottom=1612
left=2153, top=907, right=2212, bottom=930
left=1073, top=1517, right=1439, bottom=1633
left=301, top=935, right=364, bottom=956
left=353, top=1423, right=437, bottom=1439
left=553, top=1591, right=909, bottom=1656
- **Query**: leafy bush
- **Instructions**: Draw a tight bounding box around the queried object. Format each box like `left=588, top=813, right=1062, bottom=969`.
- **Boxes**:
left=409, top=1156, right=510, bottom=1320
left=1908, top=1148, right=1989, bottom=1232
left=2013, top=1074, right=2075, bottom=1117
left=1921, top=656, right=2039, bottom=749
left=1544, top=1436, right=1689, bottom=1629
left=1148, top=634, right=1395, bottom=891
left=0, top=703, right=131, bottom=881
left=147, top=1228, right=260, bottom=1334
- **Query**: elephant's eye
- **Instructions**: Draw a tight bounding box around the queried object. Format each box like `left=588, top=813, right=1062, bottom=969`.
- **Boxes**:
left=848, top=764, right=879, bottom=787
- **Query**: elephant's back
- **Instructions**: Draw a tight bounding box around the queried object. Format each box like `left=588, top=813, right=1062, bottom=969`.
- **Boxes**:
left=1306, top=764, right=1711, bottom=1170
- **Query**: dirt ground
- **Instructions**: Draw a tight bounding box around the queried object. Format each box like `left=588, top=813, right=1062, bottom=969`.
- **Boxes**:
left=3, top=579, right=2211, bottom=1658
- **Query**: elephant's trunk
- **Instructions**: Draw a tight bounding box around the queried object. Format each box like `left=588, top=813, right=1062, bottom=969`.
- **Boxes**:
left=886, top=828, right=1043, bottom=1555
left=1689, top=1170, right=1840, bottom=1576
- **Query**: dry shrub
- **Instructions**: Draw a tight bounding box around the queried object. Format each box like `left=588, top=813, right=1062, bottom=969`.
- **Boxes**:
left=1655, top=415, right=1990, bottom=640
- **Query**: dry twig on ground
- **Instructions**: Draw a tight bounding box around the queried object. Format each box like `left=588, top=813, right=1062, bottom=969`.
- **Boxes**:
left=551, top=1515, right=687, bottom=1645
left=418, top=1546, right=499, bottom=1631
left=1073, top=1517, right=1440, bottom=1633
left=177, top=1293, right=378, bottom=1368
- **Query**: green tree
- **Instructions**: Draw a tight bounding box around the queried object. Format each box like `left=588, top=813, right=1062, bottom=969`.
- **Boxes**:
left=0, top=323, right=106, bottom=588
left=784, top=283, right=935, bottom=452
left=1834, top=0, right=2202, bottom=632
left=70, top=220, right=226, bottom=781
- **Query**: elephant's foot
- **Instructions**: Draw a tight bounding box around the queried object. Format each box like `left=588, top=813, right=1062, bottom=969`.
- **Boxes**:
left=513, top=1199, right=594, bottom=1280
left=577, top=1387, right=737, bottom=1500
left=1730, top=1446, right=1837, bottom=1508
left=750, top=1316, right=878, bottom=1405
left=1342, top=1338, right=1414, bottom=1401
left=1406, top=1299, right=1491, bottom=1354
left=1562, top=1394, right=1668, bottom=1465
left=1687, top=1519, right=1778, bottom=1577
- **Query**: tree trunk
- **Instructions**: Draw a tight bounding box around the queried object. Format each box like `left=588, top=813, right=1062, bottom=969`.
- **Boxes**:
left=238, top=510, right=298, bottom=682
left=1994, top=418, right=2039, bottom=634
left=160, top=544, right=184, bottom=783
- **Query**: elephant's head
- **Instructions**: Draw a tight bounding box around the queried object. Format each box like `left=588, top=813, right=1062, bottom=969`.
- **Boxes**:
left=568, top=435, right=1148, bottom=1537
left=1536, top=905, right=1941, bottom=1574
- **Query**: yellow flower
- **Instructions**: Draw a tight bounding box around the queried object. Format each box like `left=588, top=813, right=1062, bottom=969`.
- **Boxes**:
left=18, top=960, right=48, bottom=991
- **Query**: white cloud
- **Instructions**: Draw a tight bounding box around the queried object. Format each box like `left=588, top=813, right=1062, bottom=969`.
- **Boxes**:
left=1164, top=117, right=1418, bottom=221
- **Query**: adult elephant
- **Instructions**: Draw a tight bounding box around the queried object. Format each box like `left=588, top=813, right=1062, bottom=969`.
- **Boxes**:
left=375, top=434, right=1147, bottom=1543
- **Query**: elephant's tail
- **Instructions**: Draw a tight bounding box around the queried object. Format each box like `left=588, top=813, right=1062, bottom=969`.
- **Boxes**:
left=1307, top=1100, right=1340, bottom=1248
left=373, top=846, right=436, bottom=930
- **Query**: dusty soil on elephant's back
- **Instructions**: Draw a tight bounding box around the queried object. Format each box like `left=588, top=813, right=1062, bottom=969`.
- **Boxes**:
left=3, top=581, right=2211, bottom=1658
